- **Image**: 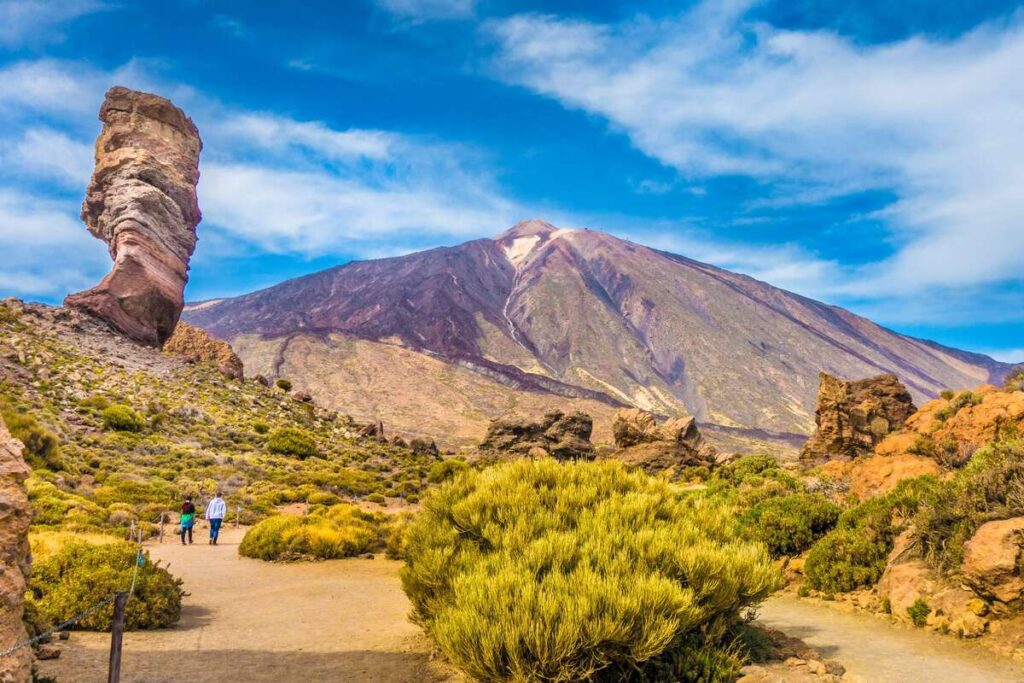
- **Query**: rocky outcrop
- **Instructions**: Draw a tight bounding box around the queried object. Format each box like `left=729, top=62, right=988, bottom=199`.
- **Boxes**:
left=65, top=86, right=202, bottom=347
left=163, top=322, right=243, bottom=379
left=478, top=410, right=594, bottom=460
left=800, top=373, right=916, bottom=463
left=0, top=415, right=32, bottom=683
left=610, top=408, right=717, bottom=474
left=875, top=385, right=1024, bottom=465
left=962, top=518, right=1024, bottom=604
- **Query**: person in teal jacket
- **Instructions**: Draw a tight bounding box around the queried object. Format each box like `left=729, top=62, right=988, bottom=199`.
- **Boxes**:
left=179, top=495, right=196, bottom=545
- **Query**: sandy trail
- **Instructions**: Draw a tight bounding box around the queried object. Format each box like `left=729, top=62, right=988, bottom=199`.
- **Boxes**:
left=36, top=526, right=459, bottom=682
left=759, top=595, right=1024, bottom=683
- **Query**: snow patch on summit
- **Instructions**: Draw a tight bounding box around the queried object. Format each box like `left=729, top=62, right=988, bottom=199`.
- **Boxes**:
left=503, top=235, right=541, bottom=266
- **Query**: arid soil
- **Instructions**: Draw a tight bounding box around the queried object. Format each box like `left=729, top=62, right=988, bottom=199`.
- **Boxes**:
left=36, top=526, right=460, bottom=683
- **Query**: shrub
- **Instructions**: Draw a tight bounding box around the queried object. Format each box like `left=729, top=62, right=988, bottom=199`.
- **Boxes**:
left=402, top=459, right=781, bottom=682
left=805, top=476, right=942, bottom=593
left=1, top=405, right=60, bottom=469
left=275, top=378, right=292, bottom=392
left=252, top=421, right=270, bottom=434
left=426, top=458, right=468, bottom=484
left=383, top=511, right=416, bottom=560
left=266, top=427, right=318, bottom=458
left=1006, top=367, right=1024, bottom=392
left=239, top=503, right=380, bottom=561
left=742, top=493, right=840, bottom=557
left=101, top=405, right=145, bottom=432
left=907, top=598, right=931, bottom=627
left=28, top=541, right=182, bottom=631
left=939, top=390, right=956, bottom=401
left=914, top=439, right=1024, bottom=572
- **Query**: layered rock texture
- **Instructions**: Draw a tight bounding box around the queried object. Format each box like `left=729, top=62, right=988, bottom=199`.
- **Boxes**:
left=0, top=416, right=31, bottom=683
left=66, top=86, right=202, bottom=347
left=164, top=322, right=243, bottom=379
left=962, top=518, right=1024, bottom=605
left=800, top=373, right=916, bottom=463
left=478, top=410, right=594, bottom=460
left=610, top=408, right=717, bottom=474
left=185, top=220, right=1011, bottom=447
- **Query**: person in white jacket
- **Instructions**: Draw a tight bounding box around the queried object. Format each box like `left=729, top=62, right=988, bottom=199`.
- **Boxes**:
left=205, top=492, right=227, bottom=545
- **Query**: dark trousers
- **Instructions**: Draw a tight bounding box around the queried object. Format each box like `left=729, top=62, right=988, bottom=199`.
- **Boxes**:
left=209, top=518, right=223, bottom=543
left=180, top=524, right=193, bottom=544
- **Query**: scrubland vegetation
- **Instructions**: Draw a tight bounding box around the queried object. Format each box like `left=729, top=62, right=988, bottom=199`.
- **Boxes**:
left=239, top=503, right=381, bottom=561
left=401, top=459, right=782, bottom=682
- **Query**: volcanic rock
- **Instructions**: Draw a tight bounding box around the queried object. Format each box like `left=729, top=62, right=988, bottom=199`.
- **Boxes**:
left=0, top=415, right=32, bottom=682
left=800, top=373, right=916, bottom=463
left=65, top=86, right=202, bottom=347
left=163, top=322, right=243, bottom=379
left=610, top=408, right=716, bottom=474
left=479, top=410, right=594, bottom=460
left=962, top=517, right=1024, bottom=604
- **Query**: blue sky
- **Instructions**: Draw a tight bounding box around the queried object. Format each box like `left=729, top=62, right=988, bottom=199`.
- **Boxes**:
left=0, top=0, right=1022, bottom=361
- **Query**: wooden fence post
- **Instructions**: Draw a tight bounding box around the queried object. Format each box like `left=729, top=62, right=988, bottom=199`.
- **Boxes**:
left=158, top=512, right=165, bottom=544
left=107, top=591, right=128, bottom=683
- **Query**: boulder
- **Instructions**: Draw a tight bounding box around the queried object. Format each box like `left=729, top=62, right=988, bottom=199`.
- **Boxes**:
left=962, top=517, right=1024, bottom=604
left=0, top=415, right=32, bottom=682
left=479, top=410, right=594, bottom=461
left=65, top=86, right=203, bottom=347
left=610, top=408, right=716, bottom=474
left=163, top=322, right=243, bottom=379
left=846, top=453, right=941, bottom=500
left=800, top=373, right=915, bottom=463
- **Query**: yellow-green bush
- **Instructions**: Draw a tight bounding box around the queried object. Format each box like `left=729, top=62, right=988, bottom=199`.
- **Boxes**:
left=402, top=459, right=781, bottom=682
left=427, top=458, right=468, bottom=484
left=266, top=426, right=318, bottom=458
left=239, top=503, right=380, bottom=561
left=101, top=404, right=145, bottom=432
left=28, top=541, right=182, bottom=631
left=1, top=403, right=60, bottom=470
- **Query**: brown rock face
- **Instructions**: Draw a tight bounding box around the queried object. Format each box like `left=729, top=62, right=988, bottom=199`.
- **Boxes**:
left=479, top=410, right=594, bottom=460
left=800, top=373, right=916, bottom=463
left=163, top=322, right=243, bottom=379
left=65, top=86, right=202, bottom=347
left=0, top=416, right=32, bottom=683
left=610, top=408, right=716, bottom=474
left=962, top=518, right=1024, bottom=604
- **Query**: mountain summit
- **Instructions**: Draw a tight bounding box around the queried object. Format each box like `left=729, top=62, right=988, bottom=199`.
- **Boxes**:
left=184, top=221, right=1011, bottom=444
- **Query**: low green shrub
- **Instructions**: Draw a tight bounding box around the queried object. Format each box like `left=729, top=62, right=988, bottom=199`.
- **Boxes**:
left=275, top=378, right=292, bottom=392
left=239, top=503, right=380, bottom=561
left=266, top=427, right=318, bottom=458
left=805, top=476, right=942, bottom=593
left=101, top=405, right=145, bottom=433
left=402, top=459, right=781, bottom=682
left=28, top=541, right=182, bottom=630
left=742, top=493, right=840, bottom=557
left=1, top=404, right=60, bottom=469
left=426, top=458, right=468, bottom=484
left=907, top=598, right=931, bottom=627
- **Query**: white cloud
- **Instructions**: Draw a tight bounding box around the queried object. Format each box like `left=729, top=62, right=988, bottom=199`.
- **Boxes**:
left=488, top=4, right=1024, bottom=298
left=0, top=127, right=92, bottom=186
left=986, top=349, right=1024, bottom=363
left=0, top=0, right=107, bottom=48
left=375, top=0, right=475, bottom=22
left=0, top=188, right=108, bottom=296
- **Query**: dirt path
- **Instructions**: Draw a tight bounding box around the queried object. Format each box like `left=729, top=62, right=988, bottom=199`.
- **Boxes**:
left=758, top=595, right=1024, bottom=682
left=36, top=526, right=459, bottom=683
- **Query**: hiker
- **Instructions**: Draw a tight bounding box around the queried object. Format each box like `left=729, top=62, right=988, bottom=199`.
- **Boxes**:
left=180, top=495, right=196, bottom=545
left=206, top=491, right=227, bottom=545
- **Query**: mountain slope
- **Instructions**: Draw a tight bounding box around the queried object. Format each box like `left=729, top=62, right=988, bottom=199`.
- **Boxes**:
left=184, top=220, right=1011, bottom=440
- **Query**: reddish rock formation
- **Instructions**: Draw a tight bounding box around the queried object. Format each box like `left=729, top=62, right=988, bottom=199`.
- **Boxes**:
left=0, top=416, right=31, bottom=682
left=65, top=86, right=202, bottom=347
left=610, top=408, right=717, bottom=474
left=479, top=410, right=594, bottom=461
left=163, top=322, right=243, bottom=379
left=962, top=518, right=1024, bottom=604
left=800, top=373, right=916, bottom=463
